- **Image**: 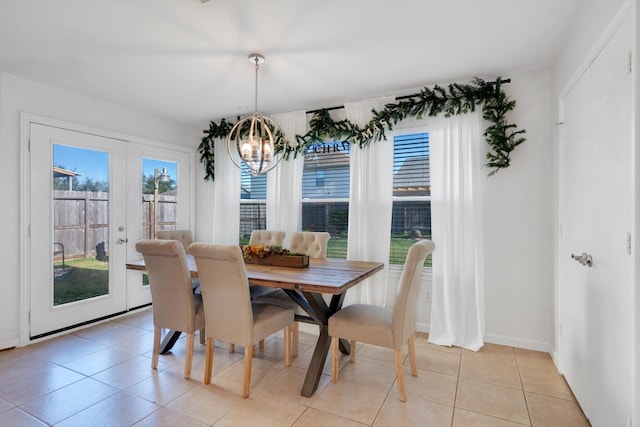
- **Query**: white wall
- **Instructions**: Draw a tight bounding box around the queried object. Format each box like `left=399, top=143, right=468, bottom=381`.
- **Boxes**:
left=0, top=72, right=201, bottom=349
left=481, top=70, right=554, bottom=351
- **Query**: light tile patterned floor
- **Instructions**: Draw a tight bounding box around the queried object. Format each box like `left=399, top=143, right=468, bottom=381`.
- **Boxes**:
left=0, top=309, right=590, bottom=426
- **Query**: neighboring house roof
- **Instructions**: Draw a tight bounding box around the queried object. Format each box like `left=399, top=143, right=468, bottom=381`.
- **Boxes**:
left=304, top=144, right=350, bottom=168
left=53, top=167, right=81, bottom=177
left=394, top=156, right=430, bottom=196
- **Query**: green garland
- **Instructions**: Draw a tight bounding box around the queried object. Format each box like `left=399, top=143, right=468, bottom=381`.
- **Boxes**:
left=198, top=77, right=525, bottom=180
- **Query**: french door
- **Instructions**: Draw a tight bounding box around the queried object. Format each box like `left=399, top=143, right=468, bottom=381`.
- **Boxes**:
left=125, top=144, right=192, bottom=309
left=559, top=11, right=633, bottom=425
left=30, top=124, right=128, bottom=337
left=28, top=121, right=193, bottom=337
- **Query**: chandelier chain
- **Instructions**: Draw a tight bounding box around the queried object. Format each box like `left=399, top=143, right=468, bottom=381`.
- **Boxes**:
left=254, top=56, right=259, bottom=115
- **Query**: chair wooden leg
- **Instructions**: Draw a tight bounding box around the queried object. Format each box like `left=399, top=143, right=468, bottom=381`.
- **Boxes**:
left=331, top=336, right=339, bottom=383
left=243, top=345, right=254, bottom=398
left=284, top=326, right=291, bottom=367
left=199, top=328, right=205, bottom=345
left=204, top=337, right=213, bottom=384
left=292, top=322, right=299, bottom=357
left=350, top=340, right=356, bottom=363
left=407, top=333, right=418, bottom=376
left=229, top=343, right=235, bottom=353
left=259, top=339, right=265, bottom=349
left=394, top=348, right=407, bottom=402
left=184, top=333, right=194, bottom=379
left=152, top=326, right=161, bottom=370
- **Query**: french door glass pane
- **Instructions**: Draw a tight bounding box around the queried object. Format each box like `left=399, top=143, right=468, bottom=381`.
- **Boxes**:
left=141, top=158, right=178, bottom=239
left=52, top=144, right=110, bottom=305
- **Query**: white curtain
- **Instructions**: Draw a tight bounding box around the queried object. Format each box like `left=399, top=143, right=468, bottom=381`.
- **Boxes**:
left=344, top=96, right=394, bottom=306
left=267, top=110, right=306, bottom=242
left=428, top=110, right=485, bottom=351
left=212, top=137, right=241, bottom=244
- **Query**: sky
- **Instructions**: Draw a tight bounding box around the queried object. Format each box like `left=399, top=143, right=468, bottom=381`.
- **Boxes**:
left=53, top=144, right=178, bottom=185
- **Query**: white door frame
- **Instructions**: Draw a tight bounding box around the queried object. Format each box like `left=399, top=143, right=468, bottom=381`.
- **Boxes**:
left=19, top=113, right=195, bottom=345
left=556, top=1, right=637, bottom=423
left=633, top=1, right=640, bottom=423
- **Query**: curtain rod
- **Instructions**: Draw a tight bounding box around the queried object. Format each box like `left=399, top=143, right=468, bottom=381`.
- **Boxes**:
left=306, top=78, right=511, bottom=115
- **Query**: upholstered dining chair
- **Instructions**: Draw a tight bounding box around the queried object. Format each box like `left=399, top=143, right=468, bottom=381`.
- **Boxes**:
left=247, top=229, right=286, bottom=351
left=248, top=230, right=285, bottom=246
left=157, top=229, right=201, bottom=294
left=251, top=231, right=331, bottom=357
left=288, top=231, right=330, bottom=258
left=189, top=243, right=294, bottom=398
left=156, top=229, right=193, bottom=252
left=134, top=239, right=205, bottom=380
left=328, top=239, right=435, bottom=402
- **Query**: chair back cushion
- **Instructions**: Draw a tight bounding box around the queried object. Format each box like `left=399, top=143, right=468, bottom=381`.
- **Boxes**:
left=156, top=229, right=193, bottom=252
left=249, top=230, right=285, bottom=246
left=288, top=232, right=330, bottom=258
left=392, top=240, right=435, bottom=347
left=135, top=239, right=202, bottom=333
left=189, top=243, right=255, bottom=346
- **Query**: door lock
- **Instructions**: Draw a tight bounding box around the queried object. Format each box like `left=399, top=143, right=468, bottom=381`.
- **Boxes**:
left=116, top=238, right=128, bottom=244
left=571, top=252, right=593, bottom=267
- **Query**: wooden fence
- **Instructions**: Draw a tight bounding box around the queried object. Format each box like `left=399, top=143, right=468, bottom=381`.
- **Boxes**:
left=53, top=190, right=176, bottom=260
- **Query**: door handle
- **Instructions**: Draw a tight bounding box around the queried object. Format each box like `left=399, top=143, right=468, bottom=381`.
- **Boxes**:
left=116, top=238, right=128, bottom=245
left=571, top=252, right=593, bottom=267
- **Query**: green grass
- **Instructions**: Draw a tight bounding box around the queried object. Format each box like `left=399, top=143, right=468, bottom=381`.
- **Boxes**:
left=240, top=234, right=432, bottom=267
left=53, top=257, right=109, bottom=305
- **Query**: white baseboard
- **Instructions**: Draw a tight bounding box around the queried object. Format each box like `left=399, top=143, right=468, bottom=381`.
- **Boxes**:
left=483, top=333, right=552, bottom=353
left=415, top=324, right=552, bottom=354
left=0, top=338, right=19, bottom=351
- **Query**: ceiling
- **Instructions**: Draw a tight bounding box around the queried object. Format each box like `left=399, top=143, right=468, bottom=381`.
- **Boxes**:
left=0, top=0, right=583, bottom=127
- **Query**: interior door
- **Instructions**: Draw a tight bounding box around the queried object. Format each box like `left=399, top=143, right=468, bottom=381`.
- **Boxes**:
left=560, top=13, right=633, bottom=426
left=30, top=123, right=128, bottom=337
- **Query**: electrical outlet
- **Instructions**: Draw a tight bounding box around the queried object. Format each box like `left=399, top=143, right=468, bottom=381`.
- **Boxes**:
left=425, top=291, right=431, bottom=302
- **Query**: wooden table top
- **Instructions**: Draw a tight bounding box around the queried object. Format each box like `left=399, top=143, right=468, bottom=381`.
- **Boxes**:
left=126, top=256, right=384, bottom=295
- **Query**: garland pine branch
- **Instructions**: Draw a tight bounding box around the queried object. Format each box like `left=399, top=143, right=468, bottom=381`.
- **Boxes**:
left=198, top=76, right=525, bottom=180
left=481, top=78, right=526, bottom=175
left=198, top=118, right=234, bottom=181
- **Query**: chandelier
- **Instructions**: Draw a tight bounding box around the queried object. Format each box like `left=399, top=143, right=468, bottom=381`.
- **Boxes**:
left=226, top=53, right=282, bottom=176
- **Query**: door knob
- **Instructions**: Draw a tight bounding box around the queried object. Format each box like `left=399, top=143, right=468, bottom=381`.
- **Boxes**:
left=571, top=252, right=593, bottom=267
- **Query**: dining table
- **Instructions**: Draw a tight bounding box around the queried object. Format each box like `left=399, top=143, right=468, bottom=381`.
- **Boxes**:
left=126, top=255, right=384, bottom=397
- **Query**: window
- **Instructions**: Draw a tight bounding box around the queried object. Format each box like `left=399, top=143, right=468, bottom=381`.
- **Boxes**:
left=301, top=141, right=350, bottom=258
left=390, top=131, right=432, bottom=266
left=239, top=163, right=267, bottom=244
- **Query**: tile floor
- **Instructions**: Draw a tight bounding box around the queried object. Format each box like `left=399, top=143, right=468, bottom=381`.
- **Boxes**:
left=0, top=308, right=590, bottom=426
